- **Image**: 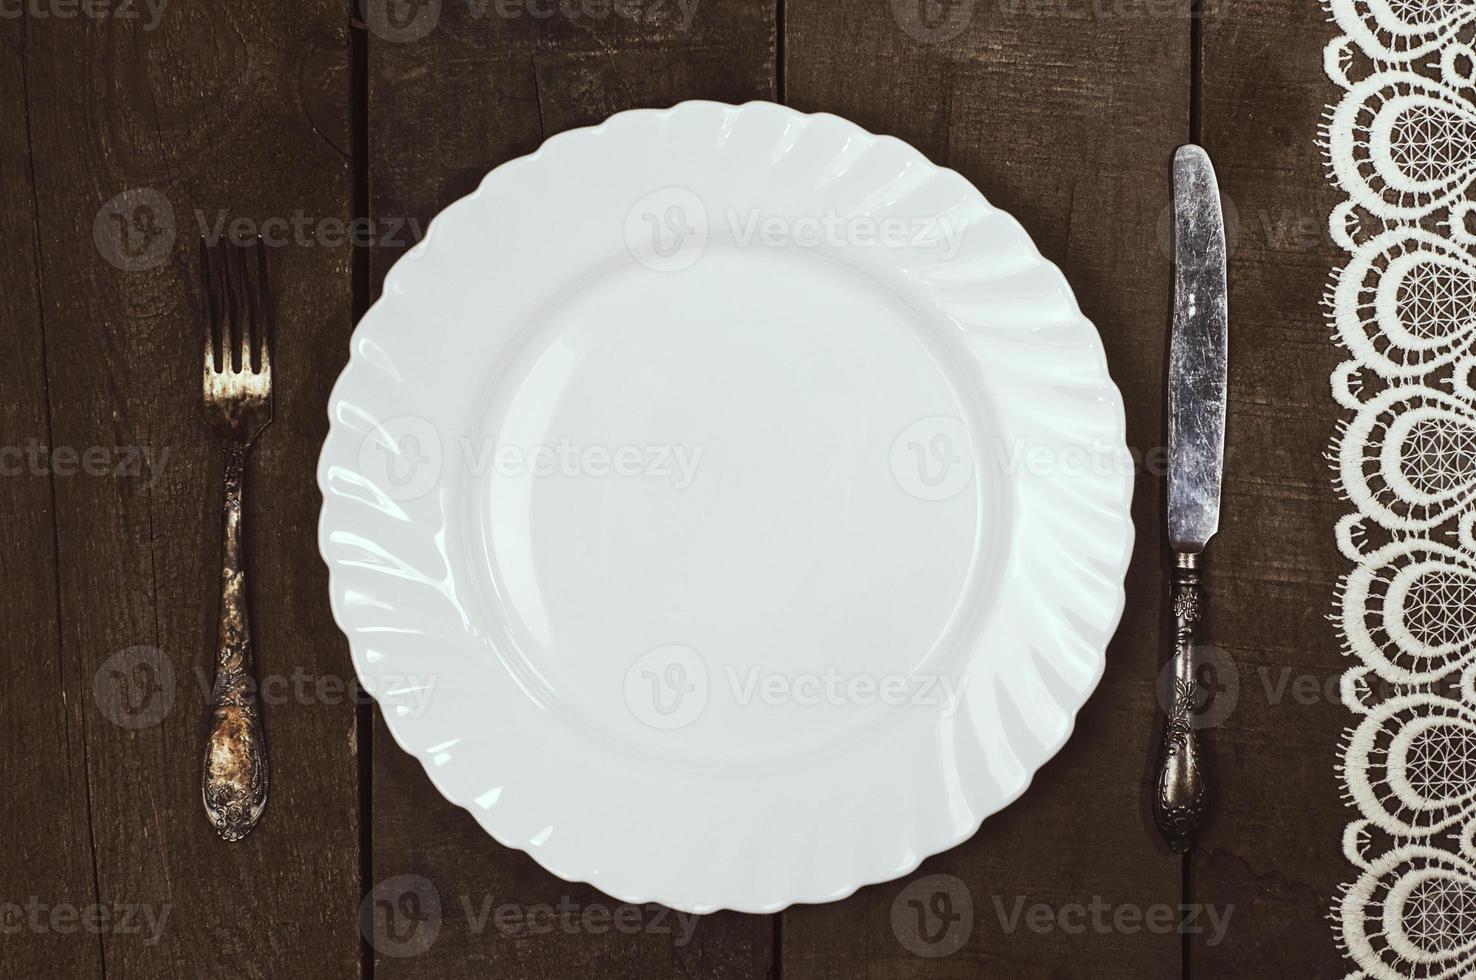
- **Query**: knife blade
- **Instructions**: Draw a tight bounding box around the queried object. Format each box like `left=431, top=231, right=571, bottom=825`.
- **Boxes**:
left=1167, top=144, right=1229, bottom=553
left=1154, top=144, right=1227, bottom=854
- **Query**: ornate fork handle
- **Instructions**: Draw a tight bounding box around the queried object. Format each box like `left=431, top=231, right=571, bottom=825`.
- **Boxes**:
left=1154, top=551, right=1208, bottom=853
left=202, top=442, right=269, bottom=841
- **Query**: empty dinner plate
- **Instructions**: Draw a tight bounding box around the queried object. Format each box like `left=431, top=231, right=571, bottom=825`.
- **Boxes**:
left=318, top=100, right=1133, bottom=914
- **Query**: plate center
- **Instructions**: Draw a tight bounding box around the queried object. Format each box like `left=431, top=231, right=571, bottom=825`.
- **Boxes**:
left=468, top=245, right=1002, bottom=765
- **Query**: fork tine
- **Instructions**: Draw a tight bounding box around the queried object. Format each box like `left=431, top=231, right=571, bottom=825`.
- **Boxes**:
left=200, top=237, right=271, bottom=380
left=213, top=238, right=238, bottom=373
left=200, top=238, right=217, bottom=376
left=226, top=241, right=247, bottom=374
left=251, top=236, right=269, bottom=375
left=236, top=242, right=254, bottom=374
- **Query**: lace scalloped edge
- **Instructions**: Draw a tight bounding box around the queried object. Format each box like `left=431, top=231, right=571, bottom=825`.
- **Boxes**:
left=1322, top=1, right=1476, bottom=977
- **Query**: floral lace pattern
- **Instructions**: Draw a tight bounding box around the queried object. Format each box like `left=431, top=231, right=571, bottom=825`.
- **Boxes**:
left=1326, top=1, right=1476, bottom=976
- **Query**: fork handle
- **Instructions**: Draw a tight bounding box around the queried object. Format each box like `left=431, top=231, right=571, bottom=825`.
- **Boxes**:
left=202, top=443, right=269, bottom=841
left=1154, top=550, right=1208, bottom=853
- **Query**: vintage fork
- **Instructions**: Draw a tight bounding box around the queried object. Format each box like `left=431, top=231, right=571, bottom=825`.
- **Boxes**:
left=199, top=237, right=272, bottom=841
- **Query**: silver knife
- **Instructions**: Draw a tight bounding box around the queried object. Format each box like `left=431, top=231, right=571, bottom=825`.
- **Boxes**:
left=1154, top=144, right=1228, bottom=854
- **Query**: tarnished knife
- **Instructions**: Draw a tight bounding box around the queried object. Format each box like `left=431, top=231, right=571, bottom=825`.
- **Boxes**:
left=1154, top=144, right=1228, bottom=854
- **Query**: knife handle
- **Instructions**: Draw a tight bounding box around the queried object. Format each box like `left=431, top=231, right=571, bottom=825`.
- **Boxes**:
left=1154, top=550, right=1208, bottom=853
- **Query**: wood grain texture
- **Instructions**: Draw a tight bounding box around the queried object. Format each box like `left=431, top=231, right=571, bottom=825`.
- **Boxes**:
left=778, top=2, right=1190, bottom=976
left=0, top=1, right=1359, bottom=975
left=364, top=2, right=778, bottom=977
left=0, top=18, right=104, bottom=980
left=8, top=5, right=359, bottom=978
left=1194, top=0, right=1348, bottom=975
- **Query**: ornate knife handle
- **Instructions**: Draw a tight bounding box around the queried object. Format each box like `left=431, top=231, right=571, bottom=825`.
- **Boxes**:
left=1154, top=551, right=1208, bottom=853
left=201, top=444, right=269, bottom=841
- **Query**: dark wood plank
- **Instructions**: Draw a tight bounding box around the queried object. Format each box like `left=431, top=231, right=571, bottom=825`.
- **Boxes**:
left=0, top=19, right=104, bottom=980
left=1195, top=0, right=1348, bottom=975
left=14, top=5, right=360, bottom=977
left=365, top=4, right=778, bottom=977
left=778, top=4, right=1190, bottom=977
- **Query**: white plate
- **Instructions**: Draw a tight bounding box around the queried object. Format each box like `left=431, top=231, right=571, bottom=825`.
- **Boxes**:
left=318, top=101, right=1133, bottom=914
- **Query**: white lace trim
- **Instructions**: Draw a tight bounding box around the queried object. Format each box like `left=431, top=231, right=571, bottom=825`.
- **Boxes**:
left=1325, top=2, right=1476, bottom=976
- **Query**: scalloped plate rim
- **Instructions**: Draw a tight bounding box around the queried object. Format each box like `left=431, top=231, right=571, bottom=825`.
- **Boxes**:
left=317, top=99, right=1134, bottom=914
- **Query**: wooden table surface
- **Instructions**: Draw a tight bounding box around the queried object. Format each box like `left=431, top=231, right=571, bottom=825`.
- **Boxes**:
left=1, top=1, right=1346, bottom=976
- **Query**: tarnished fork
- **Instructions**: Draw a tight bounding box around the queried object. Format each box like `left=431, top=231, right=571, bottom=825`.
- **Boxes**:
left=199, top=237, right=272, bottom=841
